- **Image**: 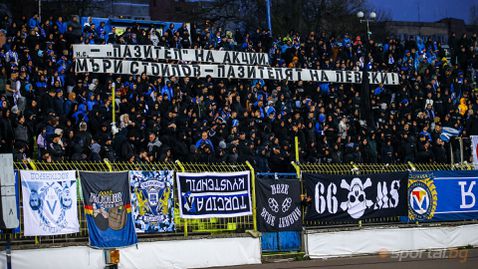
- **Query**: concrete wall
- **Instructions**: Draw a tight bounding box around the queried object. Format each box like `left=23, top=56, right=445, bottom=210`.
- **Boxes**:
left=306, top=223, right=478, bottom=259
left=0, top=236, right=261, bottom=269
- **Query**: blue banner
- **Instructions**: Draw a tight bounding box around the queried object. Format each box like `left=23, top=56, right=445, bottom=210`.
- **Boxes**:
left=407, top=170, right=478, bottom=221
left=129, top=171, right=175, bottom=233
left=176, top=172, right=252, bottom=218
left=80, top=172, right=137, bottom=249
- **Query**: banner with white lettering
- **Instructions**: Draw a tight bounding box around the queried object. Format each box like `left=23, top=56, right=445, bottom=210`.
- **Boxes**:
left=20, top=170, right=79, bottom=236
left=176, top=172, right=252, bottom=219
left=256, top=176, right=302, bottom=232
left=406, top=170, right=478, bottom=222
left=73, top=44, right=270, bottom=66
left=75, top=58, right=399, bottom=85
left=304, top=172, right=408, bottom=221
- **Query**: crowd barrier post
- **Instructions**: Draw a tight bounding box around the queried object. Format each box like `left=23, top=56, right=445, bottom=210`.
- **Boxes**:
left=290, top=161, right=303, bottom=220
left=450, top=140, right=455, bottom=164
left=294, top=136, right=299, bottom=163
left=407, top=161, right=417, bottom=171
left=245, top=161, right=257, bottom=232
left=175, top=160, right=188, bottom=237
left=104, top=159, right=114, bottom=172
left=291, top=161, right=306, bottom=252
left=112, top=84, right=116, bottom=129
left=459, top=137, right=464, bottom=164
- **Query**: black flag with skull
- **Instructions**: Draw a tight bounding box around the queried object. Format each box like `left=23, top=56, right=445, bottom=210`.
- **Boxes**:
left=303, top=173, right=408, bottom=221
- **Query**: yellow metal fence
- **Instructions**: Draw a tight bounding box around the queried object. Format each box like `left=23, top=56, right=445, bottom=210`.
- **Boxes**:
left=7, top=159, right=255, bottom=246
left=4, top=160, right=474, bottom=246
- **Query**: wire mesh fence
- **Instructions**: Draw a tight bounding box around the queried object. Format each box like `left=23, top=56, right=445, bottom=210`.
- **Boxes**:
left=4, top=159, right=474, bottom=247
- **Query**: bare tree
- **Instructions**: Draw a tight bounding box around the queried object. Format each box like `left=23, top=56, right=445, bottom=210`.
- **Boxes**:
left=192, top=0, right=369, bottom=34
left=190, top=0, right=264, bottom=31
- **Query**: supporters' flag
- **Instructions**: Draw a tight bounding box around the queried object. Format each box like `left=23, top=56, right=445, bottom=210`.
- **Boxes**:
left=405, top=170, right=478, bottom=222
left=80, top=172, right=137, bottom=249
left=20, top=170, right=79, bottom=236
left=304, top=172, right=409, bottom=221
left=256, top=175, right=302, bottom=232
left=129, top=170, right=175, bottom=233
left=177, top=172, right=252, bottom=218
left=471, top=135, right=478, bottom=169
left=439, top=127, right=460, bottom=142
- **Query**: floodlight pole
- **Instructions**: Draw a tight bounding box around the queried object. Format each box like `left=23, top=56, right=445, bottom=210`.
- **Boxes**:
left=38, top=0, right=42, bottom=22
left=357, top=11, right=376, bottom=129
left=266, top=0, right=272, bottom=35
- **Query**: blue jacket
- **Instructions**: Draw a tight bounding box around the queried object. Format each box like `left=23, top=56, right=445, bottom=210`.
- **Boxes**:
left=161, top=85, right=174, bottom=100
left=195, top=138, right=214, bottom=152
left=28, top=17, right=39, bottom=29
left=56, top=21, right=67, bottom=34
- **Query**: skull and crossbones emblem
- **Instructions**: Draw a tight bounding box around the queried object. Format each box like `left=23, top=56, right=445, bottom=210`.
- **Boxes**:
left=340, top=177, right=373, bottom=219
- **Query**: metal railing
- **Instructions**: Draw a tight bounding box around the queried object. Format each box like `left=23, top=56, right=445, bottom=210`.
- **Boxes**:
left=294, top=161, right=473, bottom=228
left=4, top=159, right=475, bottom=247
left=6, top=159, right=255, bottom=247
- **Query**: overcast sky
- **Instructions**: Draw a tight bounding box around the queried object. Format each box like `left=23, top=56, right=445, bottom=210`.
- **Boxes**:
left=367, top=0, right=478, bottom=23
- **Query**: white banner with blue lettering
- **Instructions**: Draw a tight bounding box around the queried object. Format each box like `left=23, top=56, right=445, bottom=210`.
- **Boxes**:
left=20, top=170, right=79, bottom=236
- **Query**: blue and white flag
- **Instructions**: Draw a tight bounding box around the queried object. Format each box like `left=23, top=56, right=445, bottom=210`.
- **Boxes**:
left=440, top=127, right=460, bottom=142
left=129, top=170, right=175, bottom=233
left=20, top=170, right=79, bottom=236
left=405, top=170, right=478, bottom=222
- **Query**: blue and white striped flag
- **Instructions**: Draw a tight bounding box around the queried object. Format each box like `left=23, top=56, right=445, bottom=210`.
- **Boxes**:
left=440, top=127, right=461, bottom=142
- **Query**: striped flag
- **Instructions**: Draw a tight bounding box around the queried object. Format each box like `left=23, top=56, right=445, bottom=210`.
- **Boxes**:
left=440, top=127, right=461, bottom=142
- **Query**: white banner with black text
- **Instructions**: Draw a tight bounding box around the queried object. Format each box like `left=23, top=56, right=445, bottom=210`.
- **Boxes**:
left=73, top=44, right=270, bottom=66
left=75, top=58, right=400, bottom=85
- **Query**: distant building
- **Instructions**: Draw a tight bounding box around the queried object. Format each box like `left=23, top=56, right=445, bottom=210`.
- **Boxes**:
left=150, top=0, right=221, bottom=22
left=109, top=0, right=150, bottom=19
left=41, top=0, right=150, bottom=20
left=150, top=0, right=199, bottom=22
left=375, top=18, right=478, bottom=43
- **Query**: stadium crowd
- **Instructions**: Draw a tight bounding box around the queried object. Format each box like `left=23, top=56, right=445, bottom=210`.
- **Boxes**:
left=0, top=14, right=477, bottom=171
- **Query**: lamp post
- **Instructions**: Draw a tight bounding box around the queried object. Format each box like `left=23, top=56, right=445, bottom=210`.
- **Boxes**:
left=356, top=11, right=376, bottom=40
left=356, top=11, right=376, bottom=129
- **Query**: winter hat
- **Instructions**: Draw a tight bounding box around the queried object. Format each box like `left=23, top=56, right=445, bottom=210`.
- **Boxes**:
left=54, top=128, right=63, bottom=136
left=91, top=143, right=101, bottom=154
left=219, top=141, right=227, bottom=149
